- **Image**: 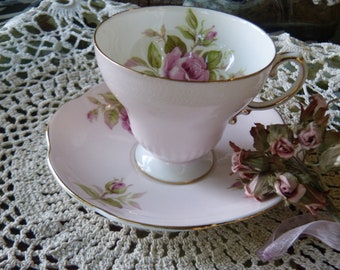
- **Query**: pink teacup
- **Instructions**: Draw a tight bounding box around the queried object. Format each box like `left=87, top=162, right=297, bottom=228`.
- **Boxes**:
left=94, top=6, right=307, bottom=183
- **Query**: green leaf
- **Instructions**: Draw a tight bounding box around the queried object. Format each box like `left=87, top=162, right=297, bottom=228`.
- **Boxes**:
left=143, top=28, right=161, bottom=37
left=127, top=56, right=149, bottom=68
left=203, top=50, right=222, bottom=70
left=100, top=198, right=123, bottom=208
left=104, top=109, right=119, bottom=129
left=131, top=192, right=146, bottom=199
left=176, top=26, right=195, bottom=41
left=76, top=183, right=100, bottom=199
left=128, top=200, right=142, bottom=210
left=164, top=35, right=187, bottom=55
left=87, top=96, right=101, bottom=105
left=99, top=92, right=121, bottom=107
left=141, top=70, right=158, bottom=77
left=201, top=39, right=215, bottom=47
left=147, top=42, right=162, bottom=69
left=209, top=70, right=217, bottom=81
left=186, top=8, right=198, bottom=30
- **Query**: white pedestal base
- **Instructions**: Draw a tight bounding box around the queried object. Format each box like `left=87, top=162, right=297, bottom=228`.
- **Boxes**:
left=134, top=145, right=214, bottom=184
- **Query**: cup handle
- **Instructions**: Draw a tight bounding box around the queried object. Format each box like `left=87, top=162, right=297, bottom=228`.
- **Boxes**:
left=247, top=52, right=307, bottom=110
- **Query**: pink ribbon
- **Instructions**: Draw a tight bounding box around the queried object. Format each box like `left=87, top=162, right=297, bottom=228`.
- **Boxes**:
left=257, top=214, right=340, bottom=262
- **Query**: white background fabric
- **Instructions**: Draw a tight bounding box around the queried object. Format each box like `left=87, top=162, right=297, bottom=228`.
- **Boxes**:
left=0, top=1, right=339, bottom=269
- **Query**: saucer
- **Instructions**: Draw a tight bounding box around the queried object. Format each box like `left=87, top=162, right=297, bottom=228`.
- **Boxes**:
left=47, top=83, right=282, bottom=231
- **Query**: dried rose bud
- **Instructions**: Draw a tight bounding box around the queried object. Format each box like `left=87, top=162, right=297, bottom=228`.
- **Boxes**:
left=270, top=137, right=295, bottom=159
left=274, top=173, right=306, bottom=203
left=298, top=122, right=323, bottom=150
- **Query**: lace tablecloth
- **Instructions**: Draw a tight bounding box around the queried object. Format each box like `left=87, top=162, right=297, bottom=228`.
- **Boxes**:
left=1, top=1, right=339, bottom=269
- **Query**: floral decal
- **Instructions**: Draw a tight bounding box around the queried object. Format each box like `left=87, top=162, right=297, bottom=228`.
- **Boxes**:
left=125, top=8, right=244, bottom=81
left=87, top=92, right=131, bottom=133
left=230, top=94, right=340, bottom=220
left=76, top=178, right=145, bottom=209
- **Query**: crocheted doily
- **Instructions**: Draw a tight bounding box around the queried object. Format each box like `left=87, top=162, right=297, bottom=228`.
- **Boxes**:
left=1, top=1, right=339, bottom=269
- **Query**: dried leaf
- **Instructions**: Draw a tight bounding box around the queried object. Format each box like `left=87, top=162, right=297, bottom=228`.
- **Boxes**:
left=250, top=123, right=269, bottom=152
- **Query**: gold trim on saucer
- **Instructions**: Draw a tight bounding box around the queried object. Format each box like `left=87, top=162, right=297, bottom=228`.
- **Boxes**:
left=46, top=125, right=281, bottom=231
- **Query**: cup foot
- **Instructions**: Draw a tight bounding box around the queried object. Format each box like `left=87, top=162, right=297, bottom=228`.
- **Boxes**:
left=134, top=145, right=214, bottom=184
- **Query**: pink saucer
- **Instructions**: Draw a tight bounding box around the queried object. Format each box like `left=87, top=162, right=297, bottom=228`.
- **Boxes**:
left=47, top=83, right=282, bottom=231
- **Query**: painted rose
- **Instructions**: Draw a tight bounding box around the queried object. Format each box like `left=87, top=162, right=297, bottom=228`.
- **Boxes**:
left=205, top=30, right=217, bottom=41
left=87, top=109, right=98, bottom=122
left=105, top=179, right=128, bottom=194
left=163, top=47, right=210, bottom=81
left=274, top=173, right=306, bottom=203
left=270, top=137, right=295, bottom=159
left=120, top=107, right=132, bottom=134
left=298, top=122, right=322, bottom=150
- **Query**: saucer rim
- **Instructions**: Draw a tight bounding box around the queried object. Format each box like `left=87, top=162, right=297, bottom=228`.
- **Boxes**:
left=46, top=154, right=281, bottom=231
left=46, top=83, right=282, bottom=231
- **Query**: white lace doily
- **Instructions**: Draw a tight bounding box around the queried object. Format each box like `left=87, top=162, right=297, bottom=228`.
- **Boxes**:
left=0, top=1, right=339, bottom=269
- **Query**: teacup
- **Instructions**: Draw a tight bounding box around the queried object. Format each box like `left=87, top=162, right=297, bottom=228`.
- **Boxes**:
left=94, top=6, right=307, bottom=183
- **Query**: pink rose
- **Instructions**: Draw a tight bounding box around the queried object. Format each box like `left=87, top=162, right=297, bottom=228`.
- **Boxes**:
left=87, top=109, right=98, bottom=122
left=105, top=180, right=128, bottom=194
left=270, top=137, right=295, bottom=159
left=163, top=47, right=210, bottom=81
left=298, top=122, right=322, bottom=150
left=205, top=31, right=217, bottom=41
left=274, top=173, right=306, bottom=203
left=120, top=107, right=132, bottom=134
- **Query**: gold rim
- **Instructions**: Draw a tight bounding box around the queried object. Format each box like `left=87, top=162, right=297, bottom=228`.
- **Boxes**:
left=247, top=55, right=307, bottom=110
left=93, top=6, right=277, bottom=84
